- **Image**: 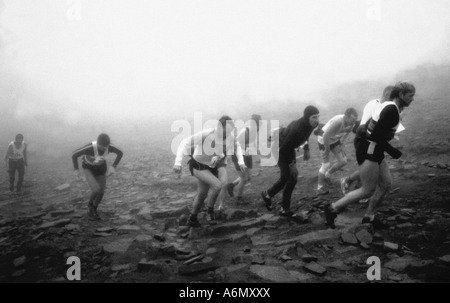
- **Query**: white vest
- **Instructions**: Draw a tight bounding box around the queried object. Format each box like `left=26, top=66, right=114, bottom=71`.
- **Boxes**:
left=83, top=141, right=109, bottom=166
left=9, top=141, right=25, bottom=160
left=367, top=101, right=400, bottom=138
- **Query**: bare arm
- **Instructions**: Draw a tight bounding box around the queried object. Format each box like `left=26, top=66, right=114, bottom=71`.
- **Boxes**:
left=23, top=144, right=28, bottom=166
left=4, top=144, right=12, bottom=165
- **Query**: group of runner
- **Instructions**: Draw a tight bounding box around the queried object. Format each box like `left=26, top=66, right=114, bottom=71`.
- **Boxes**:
left=172, top=80, right=416, bottom=229
left=4, top=80, right=415, bottom=227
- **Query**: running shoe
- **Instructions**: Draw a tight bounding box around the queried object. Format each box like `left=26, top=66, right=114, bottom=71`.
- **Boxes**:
left=280, top=209, right=294, bottom=217
left=316, top=186, right=329, bottom=196
left=324, top=172, right=333, bottom=185
left=207, top=207, right=216, bottom=221
left=324, top=204, right=338, bottom=229
left=88, top=205, right=101, bottom=220
left=188, top=215, right=201, bottom=228
left=362, top=216, right=388, bottom=230
left=227, top=183, right=235, bottom=197
left=261, top=191, right=272, bottom=211
left=340, top=177, right=350, bottom=195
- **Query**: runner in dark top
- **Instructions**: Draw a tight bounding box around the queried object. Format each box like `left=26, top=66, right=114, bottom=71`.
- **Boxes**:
left=72, top=133, right=123, bottom=220
left=261, top=106, right=320, bottom=216
left=325, top=81, right=415, bottom=229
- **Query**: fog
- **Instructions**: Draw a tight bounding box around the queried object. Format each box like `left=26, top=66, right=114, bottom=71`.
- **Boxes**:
left=1, top=0, right=450, bottom=158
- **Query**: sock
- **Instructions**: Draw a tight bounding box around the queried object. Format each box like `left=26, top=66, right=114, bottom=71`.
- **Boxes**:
left=329, top=203, right=338, bottom=213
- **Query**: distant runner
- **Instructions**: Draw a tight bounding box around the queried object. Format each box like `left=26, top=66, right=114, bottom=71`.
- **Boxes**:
left=227, top=114, right=262, bottom=205
left=4, top=134, right=28, bottom=193
left=316, top=108, right=358, bottom=195
left=174, top=116, right=247, bottom=228
left=261, top=106, right=319, bottom=216
left=325, top=81, right=416, bottom=229
left=72, top=134, right=123, bottom=220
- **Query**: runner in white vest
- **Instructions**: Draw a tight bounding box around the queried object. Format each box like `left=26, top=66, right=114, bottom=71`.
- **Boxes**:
left=4, top=134, right=28, bottom=192
left=340, top=85, right=395, bottom=196
left=325, top=81, right=416, bottom=229
left=173, top=116, right=247, bottom=228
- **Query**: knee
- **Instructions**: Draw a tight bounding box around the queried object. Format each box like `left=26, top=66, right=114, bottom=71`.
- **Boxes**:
left=361, top=185, right=376, bottom=197
left=339, top=158, right=348, bottom=166
left=210, top=182, right=222, bottom=193
left=288, top=176, right=298, bottom=185
left=92, top=186, right=102, bottom=195
left=379, top=179, right=392, bottom=192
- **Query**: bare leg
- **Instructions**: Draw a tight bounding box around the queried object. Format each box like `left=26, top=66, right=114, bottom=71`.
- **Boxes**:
left=93, top=175, right=106, bottom=208
left=83, top=169, right=101, bottom=206
left=215, top=167, right=228, bottom=210
left=332, top=160, right=379, bottom=211
left=327, top=145, right=347, bottom=175
left=192, top=169, right=221, bottom=212
left=365, top=159, right=392, bottom=217
left=236, top=169, right=250, bottom=198
left=192, top=177, right=210, bottom=215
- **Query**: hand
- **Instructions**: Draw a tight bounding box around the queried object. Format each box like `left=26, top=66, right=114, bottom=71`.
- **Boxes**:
left=289, top=163, right=298, bottom=178
left=245, top=147, right=250, bottom=156
left=356, top=125, right=367, bottom=138
left=303, top=149, right=310, bottom=161
left=239, top=165, right=248, bottom=174
left=73, top=170, right=80, bottom=180
left=108, top=166, right=116, bottom=176
left=173, top=165, right=182, bottom=174
left=391, top=149, right=402, bottom=159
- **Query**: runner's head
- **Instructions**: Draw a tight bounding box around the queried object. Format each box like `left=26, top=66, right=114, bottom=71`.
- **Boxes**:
left=251, top=114, right=262, bottom=132
left=15, top=134, right=24, bottom=144
left=218, top=115, right=235, bottom=137
left=381, top=85, right=395, bottom=102
left=344, top=108, right=358, bottom=126
left=390, top=81, right=416, bottom=108
left=97, top=133, right=111, bottom=151
left=303, top=105, right=320, bottom=128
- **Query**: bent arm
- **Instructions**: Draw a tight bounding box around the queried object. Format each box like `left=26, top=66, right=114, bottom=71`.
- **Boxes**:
left=109, top=144, right=123, bottom=168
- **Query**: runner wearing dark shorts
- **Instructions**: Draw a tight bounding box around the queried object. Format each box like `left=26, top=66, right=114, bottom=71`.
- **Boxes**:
left=340, top=85, right=395, bottom=196
left=325, top=81, right=416, bottom=229
left=72, top=133, right=123, bottom=220
left=174, top=116, right=247, bottom=228
left=227, top=114, right=261, bottom=204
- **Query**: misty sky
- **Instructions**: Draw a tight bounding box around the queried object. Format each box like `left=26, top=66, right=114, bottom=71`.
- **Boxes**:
left=1, top=0, right=450, bottom=120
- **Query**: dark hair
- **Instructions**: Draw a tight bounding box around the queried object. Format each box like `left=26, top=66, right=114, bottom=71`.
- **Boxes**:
left=251, top=114, right=262, bottom=123
left=15, top=134, right=24, bottom=140
left=303, top=105, right=319, bottom=119
left=390, top=81, right=416, bottom=100
left=218, top=115, right=234, bottom=128
left=344, top=107, right=358, bottom=117
left=97, top=133, right=111, bottom=146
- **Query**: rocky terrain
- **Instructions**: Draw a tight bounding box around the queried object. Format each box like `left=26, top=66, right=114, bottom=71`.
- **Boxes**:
left=0, top=96, right=449, bottom=283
